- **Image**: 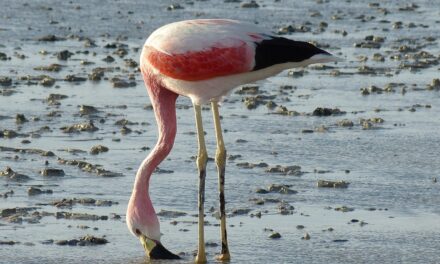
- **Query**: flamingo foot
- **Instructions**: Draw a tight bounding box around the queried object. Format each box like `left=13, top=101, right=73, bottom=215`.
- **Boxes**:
left=215, top=253, right=231, bottom=262
left=195, top=253, right=207, bottom=264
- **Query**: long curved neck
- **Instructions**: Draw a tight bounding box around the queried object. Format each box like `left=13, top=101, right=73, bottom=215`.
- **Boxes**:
left=133, top=77, right=178, bottom=204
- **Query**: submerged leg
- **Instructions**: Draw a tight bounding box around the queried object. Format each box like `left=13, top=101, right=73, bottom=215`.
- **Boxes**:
left=211, top=101, right=230, bottom=261
left=194, top=104, right=208, bottom=264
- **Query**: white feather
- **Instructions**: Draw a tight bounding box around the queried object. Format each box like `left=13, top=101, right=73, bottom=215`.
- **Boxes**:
left=145, top=19, right=270, bottom=54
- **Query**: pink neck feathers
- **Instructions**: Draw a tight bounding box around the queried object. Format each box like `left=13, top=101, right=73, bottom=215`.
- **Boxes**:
left=130, top=74, right=178, bottom=229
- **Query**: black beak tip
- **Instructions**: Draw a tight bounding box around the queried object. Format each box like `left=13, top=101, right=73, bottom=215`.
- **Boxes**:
left=149, top=243, right=181, bottom=260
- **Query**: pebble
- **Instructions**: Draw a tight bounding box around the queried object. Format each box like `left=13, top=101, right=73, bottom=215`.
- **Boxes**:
left=102, top=55, right=115, bottom=63
left=265, top=165, right=302, bottom=176
left=274, top=105, right=300, bottom=116
left=0, top=240, right=16, bottom=245
left=34, top=64, right=62, bottom=72
left=0, top=52, right=9, bottom=61
left=51, top=198, right=117, bottom=208
left=427, top=78, right=440, bottom=90
left=55, top=235, right=108, bottom=246
left=317, top=180, right=350, bottom=188
left=241, top=1, right=259, bottom=8
left=0, top=166, right=31, bottom=181
left=157, top=209, right=187, bottom=218
left=55, top=211, right=107, bottom=221
left=333, top=239, right=348, bottom=243
left=267, top=184, right=297, bottom=194
left=269, top=232, right=281, bottom=239
left=40, top=77, right=55, bottom=87
left=57, top=50, right=73, bottom=60
left=90, top=145, right=109, bottom=155
left=338, top=119, right=354, bottom=128
left=236, top=162, right=268, bottom=169
left=167, top=4, right=184, bottom=10
left=79, top=105, right=99, bottom=115
left=64, top=75, right=87, bottom=82
left=37, top=35, right=64, bottom=41
left=302, top=232, right=311, bottom=240
left=278, top=202, right=294, bottom=215
left=15, top=114, right=28, bottom=124
left=27, top=187, right=53, bottom=196
left=334, top=206, right=354, bottom=212
left=61, top=121, right=99, bottom=133
left=58, top=157, right=122, bottom=177
left=230, top=208, right=252, bottom=216
left=313, top=107, right=345, bottom=116
left=235, top=85, right=260, bottom=95
left=111, top=78, right=136, bottom=88
left=40, top=168, right=65, bottom=177
left=120, top=126, right=132, bottom=135
left=0, top=76, right=12, bottom=86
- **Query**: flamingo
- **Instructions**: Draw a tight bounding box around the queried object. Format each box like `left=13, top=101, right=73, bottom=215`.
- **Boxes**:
left=126, top=19, right=341, bottom=262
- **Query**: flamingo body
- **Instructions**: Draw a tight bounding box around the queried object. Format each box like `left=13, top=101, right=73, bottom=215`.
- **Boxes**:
left=141, top=19, right=338, bottom=104
left=127, top=19, right=341, bottom=261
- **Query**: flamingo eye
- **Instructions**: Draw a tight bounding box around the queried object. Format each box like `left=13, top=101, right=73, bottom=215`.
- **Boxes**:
left=135, top=228, right=142, bottom=235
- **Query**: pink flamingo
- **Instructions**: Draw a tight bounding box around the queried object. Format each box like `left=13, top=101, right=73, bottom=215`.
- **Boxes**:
left=126, top=19, right=341, bottom=262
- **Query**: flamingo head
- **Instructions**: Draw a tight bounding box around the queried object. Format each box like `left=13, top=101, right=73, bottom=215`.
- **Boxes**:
left=127, top=194, right=180, bottom=259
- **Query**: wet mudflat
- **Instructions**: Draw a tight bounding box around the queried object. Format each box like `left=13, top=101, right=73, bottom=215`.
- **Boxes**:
left=1, top=0, right=440, bottom=263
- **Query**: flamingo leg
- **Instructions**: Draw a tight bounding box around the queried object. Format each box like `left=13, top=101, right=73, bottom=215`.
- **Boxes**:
left=211, top=101, right=231, bottom=261
left=194, top=104, right=208, bottom=264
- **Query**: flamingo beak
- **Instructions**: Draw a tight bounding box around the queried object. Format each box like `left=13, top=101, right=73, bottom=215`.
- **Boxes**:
left=140, top=235, right=180, bottom=259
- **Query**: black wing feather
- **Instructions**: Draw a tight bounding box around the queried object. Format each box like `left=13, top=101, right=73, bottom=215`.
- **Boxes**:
left=252, top=36, right=330, bottom=71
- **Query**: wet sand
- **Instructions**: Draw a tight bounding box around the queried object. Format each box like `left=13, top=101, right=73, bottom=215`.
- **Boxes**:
left=1, top=0, right=440, bottom=263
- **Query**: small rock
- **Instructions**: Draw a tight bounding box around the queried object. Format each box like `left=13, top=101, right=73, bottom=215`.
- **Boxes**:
left=15, top=114, right=28, bottom=124
left=64, top=75, right=87, bottom=82
left=47, top=93, right=68, bottom=101
left=241, top=0, right=259, bottom=8
left=0, top=167, right=30, bottom=181
left=427, top=78, right=440, bottom=90
left=102, top=55, right=115, bottom=63
left=0, top=240, right=16, bottom=245
left=79, top=105, right=99, bottom=115
left=302, top=232, right=311, bottom=240
left=1, top=208, right=17, bottom=217
left=40, top=77, right=55, bottom=87
left=231, top=208, right=251, bottom=216
left=334, top=206, right=354, bottom=212
left=34, top=64, right=63, bottom=72
left=0, top=52, right=9, bottom=61
left=0, top=76, right=12, bottom=87
left=267, top=184, right=297, bottom=194
left=157, top=209, right=187, bottom=218
left=337, top=119, right=354, bottom=127
left=90, top=145, right=109, bottom=155
left=57, top=50, right=73, bottom=60
left=317, top=180, right=349, bottom=188
left=120, top=126, right=132, bottom=135
left=111, top=78, right=136, bottom=88
left=269, top=232, right=281, bottom=239
left=167, top=4, right=184, bottom=10
left=124, top=59, right=138, bottom=68
left=27, top=187, right=43, bottom=196
left=313, top=107, right=345, bottom=116
left=38, top=35, right=64, bottom=41
left=40, top=168, right=65, bottom=177
left=61, top=121, right=98, bottom=133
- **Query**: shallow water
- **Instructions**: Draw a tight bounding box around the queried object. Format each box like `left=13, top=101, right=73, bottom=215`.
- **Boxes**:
left=1, top=0, right=440, bottom=263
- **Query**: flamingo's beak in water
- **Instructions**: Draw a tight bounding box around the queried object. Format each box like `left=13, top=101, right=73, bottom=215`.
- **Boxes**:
left=140, top=235, right=180, bottom=260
